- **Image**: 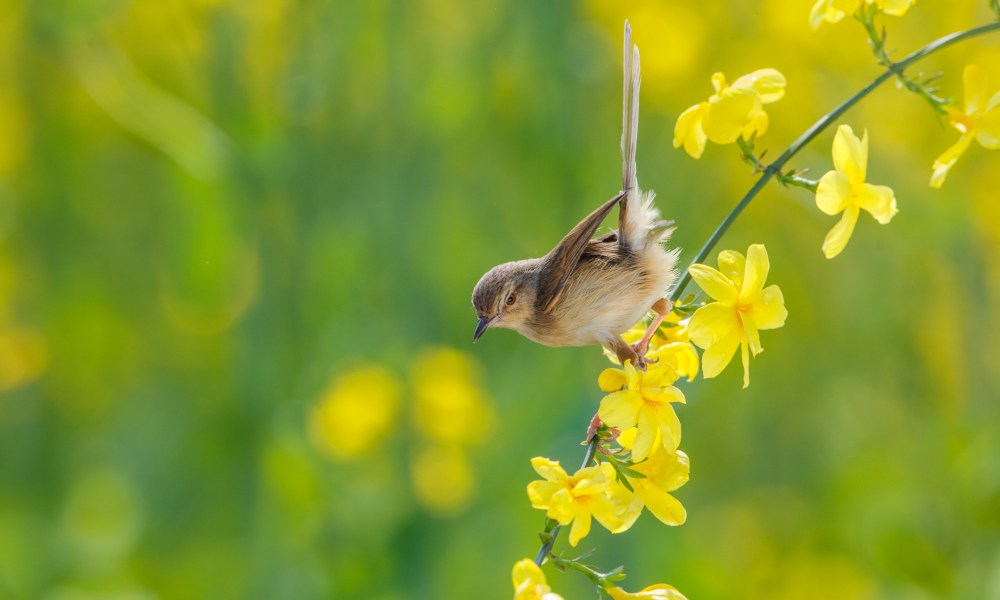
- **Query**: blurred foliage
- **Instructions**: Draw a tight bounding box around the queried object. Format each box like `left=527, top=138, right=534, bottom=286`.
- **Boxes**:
left=0, top=0, right=999, bottom=599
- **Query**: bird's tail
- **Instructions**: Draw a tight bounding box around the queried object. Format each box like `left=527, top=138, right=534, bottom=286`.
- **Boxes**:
left=619, top=21, right=667, bottom=254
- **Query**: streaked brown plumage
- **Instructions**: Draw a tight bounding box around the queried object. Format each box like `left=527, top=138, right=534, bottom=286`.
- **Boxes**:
left=471, top=21, right=678, bottom=366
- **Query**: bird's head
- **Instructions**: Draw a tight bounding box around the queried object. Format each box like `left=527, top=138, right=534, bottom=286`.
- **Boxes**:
left=471, top=260, right=539, bottom=342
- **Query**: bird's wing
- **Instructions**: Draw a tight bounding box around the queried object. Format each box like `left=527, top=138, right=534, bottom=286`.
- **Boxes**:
left=618, top=20, right=640, bottom=250
left=537, top=191, right=627, bottom=314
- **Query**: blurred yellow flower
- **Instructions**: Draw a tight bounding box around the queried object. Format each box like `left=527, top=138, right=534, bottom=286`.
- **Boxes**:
left=526, top=458, right=641, bottom=546
left=512, top=559, right=564, bottom=600
left=688, top=245, right=787, bottom=388
left=308, top=365, right=401, bottom=461
left=815, top=125, right=898, bottom=258
left=617, top=429, right=689, bottom=526
left=412, top=347, right=494, bottom=447
left=607, top=583, right=688, bottom=600
left=410, top=444, right=475, bottom=516
left=674, top=69, right=786, bottom=158
left=931, top=65, right=1000, bottom=188
left=597, top=362, right=685, bottom=461
left=809, top=0, right=914, bottom=29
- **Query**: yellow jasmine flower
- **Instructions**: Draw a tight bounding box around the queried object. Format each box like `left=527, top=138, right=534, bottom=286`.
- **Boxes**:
left=809, top=0, right=914, bottom=29
left=815, top=125, right=898, bottom=258
left=673, top=69, right=786, bottom=158
left=512, top=559, right=564, bottom=600
left=526, top=458, right=641, bottom=546
left=930, top=65, right=1000, bottom=188
left=411, top=347, right=494, bottom=447
left=687, top=245, right=787, bottom=388
left=607, top=583, right=688, bottom=600
left=597, top=362, right=686, bottom=461
left=618, top=429, right=690, bottom=526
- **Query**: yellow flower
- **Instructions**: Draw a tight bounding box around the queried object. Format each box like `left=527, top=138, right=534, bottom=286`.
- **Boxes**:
left=809, top=0, right=914, bottom=29
left=308, top=365, right=401, bottom=461
left=512, top=559, right=564, bottom=600
left=930, top=65, right=1000, bottom=188
left=815, top=125, right=898, bottom=259
left=607, top=583, right=688, bottom=600
left=687, top=245, right=787, bottom=388
left=411, top=347, right=494, bottom=447
left=410, top=444, right=475, bottom=516
left=618, top=429, right=690, bottom=526
left=597, top=362, right=686, bottom=461
left=526, top=458, right=641, bottom=546
left=673, top=69, right=786, bottom=158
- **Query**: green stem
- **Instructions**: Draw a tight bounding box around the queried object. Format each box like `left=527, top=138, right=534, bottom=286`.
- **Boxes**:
left=856, top=7, right=950, bottom=114
left=533, top=437, right=600, bottom=566
left=737, top=137, right=818, bottom=193
left=668, top=20, right=1000, bottom=304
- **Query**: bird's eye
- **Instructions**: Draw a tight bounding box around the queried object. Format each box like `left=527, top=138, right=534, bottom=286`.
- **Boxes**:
left=506, top=294, right=516, bottom=305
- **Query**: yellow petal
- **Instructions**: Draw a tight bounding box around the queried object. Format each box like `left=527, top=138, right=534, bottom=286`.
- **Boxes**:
left=687, top=303, right=739, bottom=349
left=637, top=481, right=687, bottom=526
left=703, top=86, right=761, bottom=145
left=688, top=264, right=739, bottom=303
left=599, top=367, right=627, bottom=392
left=512, top=559, right=546, bottom=589
left=654, top=403, right=682, bottom=450
left=816, top=170, right=851, bottom=215
left=809, top=0, right=829, bottom=29
left=963, top=64, right=988, bottom=115
left=856, top=183, right=898, bottom=224
left=742, top=314, right=762, bottom=356
left=930, top=132, right=975, bottom=188
left=740, top=340, right=750, bottom=388
left=631, top=409, right=657, bottom=462
left=731, top=69, right=786, bottom=104
left=608, top=584, right=688, bottom=600
left=710, top=72, right=727, bottom=94
left=568, top=510, right=591, bottom=546
left=975, top=107, right=1000, bottom=148
left=530, top=457, right=567, bottom=482
left=875, top=0, right=913, bottom=16
left=740, top=244, right=769, bottom=298
left=602, top=483, right=643, bottom=533
left=599, top=390, right=644, bottom=429
left=674, top=103, right=709, bottom=159
left=822, top=204, right=860, bottom=259
left=546, top=489, right=576, bottom=525
left=527, top=480, right=562, bottom=510
left=700, top=325, right=743, bottom=379
left=741, top=108, right=769, bottom=140
left=747, top=285, right=787, bottom=330
left=717, top=250, right=746, bottom=289
left=571, top=464, right=613, bottom=496
left=832, top=125, right=868, bottom=184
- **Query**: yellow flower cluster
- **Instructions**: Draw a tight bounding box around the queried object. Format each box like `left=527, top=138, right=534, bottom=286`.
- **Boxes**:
left=308, top=347, right=495, bottom=516
left=674, top=69, right=786, bottom=158
left=809, top=0, right=915, bottom=29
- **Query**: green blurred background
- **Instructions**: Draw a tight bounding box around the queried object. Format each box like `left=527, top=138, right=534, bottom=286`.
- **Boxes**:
left=1, top=0, right=999, bottom=598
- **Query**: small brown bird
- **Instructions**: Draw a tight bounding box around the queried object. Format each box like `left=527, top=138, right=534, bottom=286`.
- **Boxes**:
left=471, top=21, right=678, bottom=367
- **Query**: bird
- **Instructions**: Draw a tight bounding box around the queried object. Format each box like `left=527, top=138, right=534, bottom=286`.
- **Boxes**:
left=471, top=21, right=678, bottom=368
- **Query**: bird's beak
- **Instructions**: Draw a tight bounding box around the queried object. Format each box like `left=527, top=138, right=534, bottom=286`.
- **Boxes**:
left=473, top=316, right=492, bottom=343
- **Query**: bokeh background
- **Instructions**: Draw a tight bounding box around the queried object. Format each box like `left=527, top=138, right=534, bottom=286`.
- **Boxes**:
left=1, top=0, right=999, bottom=598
